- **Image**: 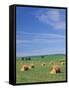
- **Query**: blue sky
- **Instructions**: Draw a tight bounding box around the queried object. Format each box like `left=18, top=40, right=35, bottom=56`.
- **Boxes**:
left=16, top=6, right=66, bottom=57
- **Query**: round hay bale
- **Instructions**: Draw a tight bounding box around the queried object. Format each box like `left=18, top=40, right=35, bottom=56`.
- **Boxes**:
left=60, top=62, right=65, bottom=65
left=28, top=66, right=32, bottom=69
left=30, top=64, right=35, bottom=68
left=50, top=69, right=56, bottom=74
left=50, top=64, right=61, bottom=74
left=41, top=63, right=46, bottom=66
left=53, top=64, right=61, bottom=73
left=24, top=65, right=29, bottom=71
left=20, top=64, right=30, bottom=71
left=20, top=68, right=24, bottom=71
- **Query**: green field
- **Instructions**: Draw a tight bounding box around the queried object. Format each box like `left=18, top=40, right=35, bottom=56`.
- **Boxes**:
left=16, top=54, right=66, bottom=83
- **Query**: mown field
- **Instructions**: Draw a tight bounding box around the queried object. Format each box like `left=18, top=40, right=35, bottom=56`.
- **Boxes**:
left=16, top=54, right=66, bottom=84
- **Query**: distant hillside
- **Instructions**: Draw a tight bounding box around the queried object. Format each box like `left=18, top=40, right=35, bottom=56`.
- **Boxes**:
left=16, top=54, right=65, bottom=60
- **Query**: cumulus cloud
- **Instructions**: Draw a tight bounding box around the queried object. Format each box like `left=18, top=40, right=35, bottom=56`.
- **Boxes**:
left=36, top=9, right=65, bottom=30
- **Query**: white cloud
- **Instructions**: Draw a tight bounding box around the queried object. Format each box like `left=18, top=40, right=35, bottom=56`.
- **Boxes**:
left=17, top=31, right=65, bottom=38
left=54, top=22, right=65, bottom=29
left=36, top=9, right=65, bottom=30
left=16, top=32, right=65, bottom=57
left=16, top=32, right=65, bottom=44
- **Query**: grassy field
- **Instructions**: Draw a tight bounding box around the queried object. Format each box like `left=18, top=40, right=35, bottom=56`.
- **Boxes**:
left=16, top=54, right=66, bottom=84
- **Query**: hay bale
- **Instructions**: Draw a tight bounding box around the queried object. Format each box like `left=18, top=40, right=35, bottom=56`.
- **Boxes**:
left=20, top=64, right=30, bottom=71
left=50, top=64, right=61, bottom=74
left=41, top=63, right=46, bottom=66
left=53, top=64, right=60, bottom=73
left=20, top=68, right=24, bottom=71
left=30, top=64, right=35, bottom=68
left=50, top=68, right=56, bottom=74
left=60, top=61, right=65, bottom=65
left=28, top=66, right=32, bottom=69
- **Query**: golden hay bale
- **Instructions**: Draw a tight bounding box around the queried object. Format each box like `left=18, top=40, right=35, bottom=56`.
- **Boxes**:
left=41, top=63, right=46, bottom=66
left=30, top=64, right=35, bottom=68
left=28, top=66, right=32, bottom=69
left=20, top=68, right=24, bottom=71
left=53, top=64, right=61, bottom=73
left=60, top=62, right=65, bottom=65
left=50, top=64, right=61, bottom=74
left=20, top=64, right=30, bottom=71
left=50, top=69, right=56, bottom=74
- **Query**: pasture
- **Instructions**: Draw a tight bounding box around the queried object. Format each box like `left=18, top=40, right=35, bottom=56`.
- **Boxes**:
left=16, top=54, right=66, bottom=83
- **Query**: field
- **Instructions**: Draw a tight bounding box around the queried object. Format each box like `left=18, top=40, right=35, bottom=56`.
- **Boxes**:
left=16, top=54, right=66, bottom=84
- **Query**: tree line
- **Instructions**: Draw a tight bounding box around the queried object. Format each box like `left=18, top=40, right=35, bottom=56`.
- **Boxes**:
left=21, top=55, right=45, bottom=60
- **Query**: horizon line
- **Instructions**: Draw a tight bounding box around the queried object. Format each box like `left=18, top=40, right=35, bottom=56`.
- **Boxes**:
left=16, top=53, right=65, bottom=58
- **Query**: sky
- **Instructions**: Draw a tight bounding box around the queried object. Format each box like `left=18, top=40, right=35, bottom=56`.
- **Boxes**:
left=16, top=6, right=66, bottom=57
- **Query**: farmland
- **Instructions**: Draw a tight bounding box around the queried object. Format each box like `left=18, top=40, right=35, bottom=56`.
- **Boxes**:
left=16, top=54, right=66, bottom=84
